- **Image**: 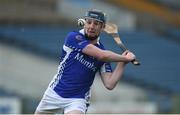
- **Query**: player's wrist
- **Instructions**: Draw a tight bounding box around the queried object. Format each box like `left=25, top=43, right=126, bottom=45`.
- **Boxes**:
left=124, top=56, right=132, bottom=62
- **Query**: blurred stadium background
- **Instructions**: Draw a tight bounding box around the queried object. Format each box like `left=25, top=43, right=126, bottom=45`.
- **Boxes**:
left=0, top=0, right=180, bottom=114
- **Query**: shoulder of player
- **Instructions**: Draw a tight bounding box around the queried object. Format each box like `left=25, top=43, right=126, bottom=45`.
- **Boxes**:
left=66, top=31, right=84, bottom=38
left=65, top=31, right=85, bottom=42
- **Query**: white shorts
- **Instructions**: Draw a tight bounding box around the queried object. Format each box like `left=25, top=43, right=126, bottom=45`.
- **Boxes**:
left=35, top=88, right=89, bottom=114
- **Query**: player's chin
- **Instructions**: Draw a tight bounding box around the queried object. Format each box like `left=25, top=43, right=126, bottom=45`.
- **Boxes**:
left=86, top=33, right=94, bottom=37
left=89, top=35, right=98, bottom=40
left=89, top=34, right=96, bottom=38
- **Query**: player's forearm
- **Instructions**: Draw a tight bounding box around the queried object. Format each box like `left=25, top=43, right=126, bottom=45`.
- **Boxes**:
left=100, top=50, right=129, bottom=62
left=104, top=62, right=126, bottom=90
left=83, top=44, right=130, bottom=62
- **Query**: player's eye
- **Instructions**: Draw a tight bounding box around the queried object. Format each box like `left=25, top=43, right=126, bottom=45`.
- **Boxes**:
left=86, top=19, right=101, bottom=27
left=87, top=21, right=92, bottom=25
left=93, top=21, right=99, bottom=26
left=86, top=19, right=92, bottom=24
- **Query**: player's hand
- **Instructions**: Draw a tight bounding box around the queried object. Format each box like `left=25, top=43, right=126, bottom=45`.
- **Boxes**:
left=122, top=50, right=136, bottom=62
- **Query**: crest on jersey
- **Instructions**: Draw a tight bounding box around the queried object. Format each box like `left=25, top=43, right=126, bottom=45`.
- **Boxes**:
left=75, top=35, right=83, bottom=41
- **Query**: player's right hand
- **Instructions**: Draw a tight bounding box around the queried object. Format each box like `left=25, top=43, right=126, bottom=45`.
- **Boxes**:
left=122, top=50, right=136, bottom=62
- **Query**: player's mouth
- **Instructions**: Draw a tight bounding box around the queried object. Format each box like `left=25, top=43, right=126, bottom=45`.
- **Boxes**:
left=87, top=30, right=96, bottom=35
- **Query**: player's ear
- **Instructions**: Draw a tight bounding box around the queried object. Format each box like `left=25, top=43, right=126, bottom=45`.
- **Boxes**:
left=100, top=24, right=105, bottom=32
left=101, top=23, right=105, bottom=29
left=103, top=23, right=106, bottom=28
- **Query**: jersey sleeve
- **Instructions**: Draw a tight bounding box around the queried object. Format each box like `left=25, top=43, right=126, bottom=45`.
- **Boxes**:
left=100, top=62, right=112, bottom=73
left=64, top=32, right=90, bottom=51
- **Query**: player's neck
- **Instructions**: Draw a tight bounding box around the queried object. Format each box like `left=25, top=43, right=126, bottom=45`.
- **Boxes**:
left=90, top=39, right=97, bottom=44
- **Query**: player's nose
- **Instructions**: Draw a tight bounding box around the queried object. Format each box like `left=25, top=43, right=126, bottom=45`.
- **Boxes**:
left=89, top=23, right=95, bottom=29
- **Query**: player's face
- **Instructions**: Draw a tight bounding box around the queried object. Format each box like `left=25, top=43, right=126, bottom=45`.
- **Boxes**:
left=84, top=18, right=104, bottom=40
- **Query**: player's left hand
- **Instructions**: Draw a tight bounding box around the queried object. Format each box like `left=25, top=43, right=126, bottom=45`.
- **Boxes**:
left=122, top=50, right=136, bottom=62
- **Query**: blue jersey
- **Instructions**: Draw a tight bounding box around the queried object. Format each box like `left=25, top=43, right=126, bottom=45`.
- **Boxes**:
left=49, top=29, right=112, bottom=98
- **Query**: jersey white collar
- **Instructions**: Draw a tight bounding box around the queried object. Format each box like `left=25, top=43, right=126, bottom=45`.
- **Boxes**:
left=79, top=29, right=100, bottom=45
